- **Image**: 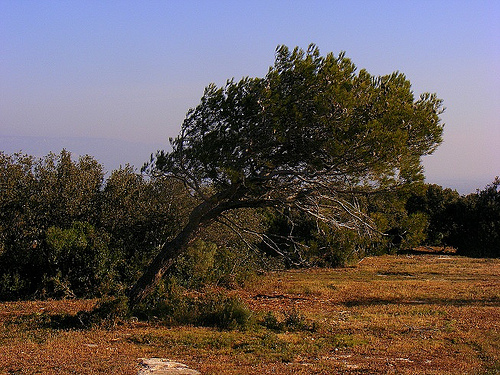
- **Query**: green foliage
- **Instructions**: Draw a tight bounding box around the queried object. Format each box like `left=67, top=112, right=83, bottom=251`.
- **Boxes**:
left=0, top=151, right=105, bottom=299
left=0, top=273, right=27, bottom=300
left=405, top=179, right=500, bottom=258
left=44, top=221, right=112, bottom=297
left=365, top=186, right=431, bottom=252
left=153, top=45, right=443, bottom=191
left=260, top=309, right=318, bottom=332
left=313, top=226, right=372, bottom=266
left=197, top=293, right=254, bottom=330
left=169, top=237, right=261, bottom=289
left=0, top=45, right=450, bottom=304
left=406, top=183, right=460, bottom=246
left=0, top=151, right=195, bottom=300
left=447, top=178, right=500, bottom=257
left=100, top=166, right=195, bottom=286
left=259, top=188, right=431, bottom=267
left=132, top=282, right=254, bottom=330
left=174, top=239, right=218, bottom=288
left=129, top=44, right=444, bottom=302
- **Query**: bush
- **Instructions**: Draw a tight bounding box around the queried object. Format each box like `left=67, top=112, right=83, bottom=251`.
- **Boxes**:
left=448, top=178, right=500, bottom=257
left=260, top=309, right=318, bottom=332
left=405, top=183, right=460, bottom=246
left=0, top=152, right=195, bottom=300
left=0, top=151, right=105, bottom=299
left=197, top=294, right=254, bottom=330
left=132, top=282, right=254, bottom=330
left=44, top=221, right=112, bottom=297
left=173, top=240, right=218, bottom=288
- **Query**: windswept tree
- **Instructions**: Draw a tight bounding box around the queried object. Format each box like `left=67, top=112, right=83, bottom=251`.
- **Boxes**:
left=129, top=45, right=444, bottom=304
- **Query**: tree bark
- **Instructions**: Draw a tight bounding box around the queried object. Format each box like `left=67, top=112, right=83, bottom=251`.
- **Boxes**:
left=127, top=197, right=217, bottom=306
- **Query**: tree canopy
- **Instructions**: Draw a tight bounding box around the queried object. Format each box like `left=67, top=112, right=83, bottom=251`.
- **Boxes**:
left=131, top=44, right=444, bottom=304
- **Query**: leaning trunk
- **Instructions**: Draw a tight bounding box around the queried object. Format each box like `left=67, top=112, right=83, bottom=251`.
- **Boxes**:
left=127, top=198, right=223, bottom=306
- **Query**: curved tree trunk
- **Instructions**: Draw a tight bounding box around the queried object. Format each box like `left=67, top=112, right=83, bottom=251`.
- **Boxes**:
left=127, top=192, right=237, bottom=306
left=127, top=224, right=198, bottom=306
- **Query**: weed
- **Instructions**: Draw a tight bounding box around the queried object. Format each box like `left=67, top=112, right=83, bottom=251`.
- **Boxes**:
left=329, top=333, right=368, bottom=348
left=261, top=311, right=283, bottom=331
left=259, top=308, right=319, bottom=332
left=198, top=294, right=254, bottom=330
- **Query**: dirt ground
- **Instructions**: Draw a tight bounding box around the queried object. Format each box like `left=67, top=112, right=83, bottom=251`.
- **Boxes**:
left=1, top=251, right=499, bottom=374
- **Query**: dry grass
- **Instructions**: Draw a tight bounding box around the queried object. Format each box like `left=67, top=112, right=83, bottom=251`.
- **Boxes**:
left=1, top=251, right=499, bottom=374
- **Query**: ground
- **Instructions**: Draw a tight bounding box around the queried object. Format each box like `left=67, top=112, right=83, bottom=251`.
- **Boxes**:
left=1, top=249, right=499, bottom=374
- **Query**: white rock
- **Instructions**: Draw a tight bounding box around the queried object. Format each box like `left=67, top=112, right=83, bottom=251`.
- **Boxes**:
left=138, top=358, right=201, bottom=375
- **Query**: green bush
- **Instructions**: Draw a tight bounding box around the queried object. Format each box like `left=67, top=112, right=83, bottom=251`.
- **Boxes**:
left=174, top=240, right=218, bottom=288
left=0, top=152, right=195, bottom=300
left=260, top=308, right=317, bottom=332
left=171, top=238, right=260, bottom=289
left=197, top=294, right=254, bottom=330
left=44, top=221, right=112, bottom=297
left=448, top=178, right=500, bottom=257
left=131, top=281, right=253, bottom=330
left=0, top=151, right=105, bottom=299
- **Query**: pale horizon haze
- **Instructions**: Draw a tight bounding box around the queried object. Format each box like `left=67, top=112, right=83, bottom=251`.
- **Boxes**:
left=1, top=1, right=499, bottom=194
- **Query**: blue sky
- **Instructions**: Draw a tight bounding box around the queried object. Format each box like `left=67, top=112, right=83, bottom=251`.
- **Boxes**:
left=1, top=0, right=499, bottom=193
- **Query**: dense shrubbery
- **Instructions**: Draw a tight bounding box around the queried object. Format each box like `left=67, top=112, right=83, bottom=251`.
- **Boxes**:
left=407, top=178, right=500, bottom=257
left=446, top=178, right=500, bottom=257
left=259, top=187, right=432, bottom=267
left=260, top=209, right=374, bottom=268
left=1, top=149, right=498, bottom=302
left=261, top=178, right=500, bottom=263
left=0, top=151, right=191, bottom=299
left=0, top=150, right=268, bottom=300
left=0, top=151, right=105, bottom=299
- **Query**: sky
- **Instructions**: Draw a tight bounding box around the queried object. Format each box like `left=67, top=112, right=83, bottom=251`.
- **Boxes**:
left=1, top=0, right=499, bottom=194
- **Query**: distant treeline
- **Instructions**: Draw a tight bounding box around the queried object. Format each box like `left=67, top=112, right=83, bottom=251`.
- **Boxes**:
left=0, top=150, right=498, bottom=300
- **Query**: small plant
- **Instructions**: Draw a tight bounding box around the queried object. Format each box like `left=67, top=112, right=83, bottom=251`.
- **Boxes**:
left=262, top=311, right=284, bottom=331
left=260, top=308, right=318, bottom=332
left=283, top=308, right=308, bottom=331
left=198, top=294, right=254, bottom=330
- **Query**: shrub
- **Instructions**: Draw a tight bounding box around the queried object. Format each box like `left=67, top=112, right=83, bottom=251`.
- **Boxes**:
left=174, top=240, right=218, bottom=288
left=197, top=294, right=254, bottom=330
left=260, top=309, right=318, bottom=332
left=44, top=221, right=112, bottom=297
left=131, top=281, right=254, bottom=330
left=448, top=178, right=500, bottom=257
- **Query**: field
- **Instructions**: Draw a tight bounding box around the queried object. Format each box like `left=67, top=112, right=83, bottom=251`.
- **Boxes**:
left=1, top=250, right=499, bottom=374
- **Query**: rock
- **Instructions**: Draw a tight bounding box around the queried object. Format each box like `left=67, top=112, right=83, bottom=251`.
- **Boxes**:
left=138, top=358, right=201, bottom=375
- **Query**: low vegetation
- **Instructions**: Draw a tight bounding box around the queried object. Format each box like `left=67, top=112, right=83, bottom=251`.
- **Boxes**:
left=0, top=252, right=498, bottom=374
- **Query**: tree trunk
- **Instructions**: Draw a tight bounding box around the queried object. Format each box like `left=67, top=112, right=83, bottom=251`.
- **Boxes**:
left=127, top=196, right=226, bottom=306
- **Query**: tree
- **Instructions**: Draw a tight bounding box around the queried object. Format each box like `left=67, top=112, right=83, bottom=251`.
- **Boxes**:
left=129, top=44, right=444, bottom=305
left=100, top=166, right=196, bottom=285
left=447, top=177, right=500, bottom=257
left=406, top=183, right=461, bottom=246
left=0, top=150, right=105, bottom=299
